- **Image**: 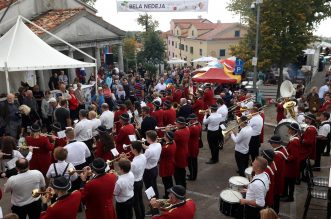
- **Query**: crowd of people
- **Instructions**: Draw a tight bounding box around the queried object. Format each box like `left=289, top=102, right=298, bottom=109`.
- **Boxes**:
left=0, top=64, right=330, bottom=219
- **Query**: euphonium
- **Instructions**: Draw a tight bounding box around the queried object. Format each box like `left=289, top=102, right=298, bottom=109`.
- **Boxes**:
left=157, top=199, right=174, bottom=211
left=283, top=101, right=296, bottom=119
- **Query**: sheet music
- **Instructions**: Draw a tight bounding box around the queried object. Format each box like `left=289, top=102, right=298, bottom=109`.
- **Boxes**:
left=145, top=187, right=156, bottom=200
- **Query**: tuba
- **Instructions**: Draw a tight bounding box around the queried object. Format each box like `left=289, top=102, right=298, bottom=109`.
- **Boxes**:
left=280, top=80, right=296, bottom=119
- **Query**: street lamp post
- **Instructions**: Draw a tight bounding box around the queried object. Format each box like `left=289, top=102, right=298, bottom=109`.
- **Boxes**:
left=252, top=0, right=262, bottom=96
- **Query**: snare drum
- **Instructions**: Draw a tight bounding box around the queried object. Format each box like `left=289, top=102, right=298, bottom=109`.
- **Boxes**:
left=229, top=176, right=249, bottom=191
left=219, top=189, right=243, bottom=217
left=245, top=166, right=253, bottom=181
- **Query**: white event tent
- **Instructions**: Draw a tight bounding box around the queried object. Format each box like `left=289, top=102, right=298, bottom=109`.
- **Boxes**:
left=0, top=16, right=96, bottom=94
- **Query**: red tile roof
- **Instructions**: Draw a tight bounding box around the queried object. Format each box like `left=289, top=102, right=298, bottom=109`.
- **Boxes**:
left=197, top=23, right=239, bottom=40
left=172, top=19, right=205, bottom=24
left=193, top=23, right=218, bottom=30
left=0, top=0, right=17, bottom=11
left=28, top=8, right=84, bottom=35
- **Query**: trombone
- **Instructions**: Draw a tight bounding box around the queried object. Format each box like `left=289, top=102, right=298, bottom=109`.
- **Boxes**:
left=106, top=152, right=132, bottom=165
left=67, top=168, right=85, bottom=175
left=198, top=109, right=210, bottom=114
left=221, top=122, right=246, bottom=138
left=228, top=96, right=255, bottom=112
left=18, top=146, right=39, bottom=150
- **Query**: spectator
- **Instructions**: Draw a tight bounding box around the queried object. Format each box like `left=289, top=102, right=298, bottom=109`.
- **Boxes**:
left=54, top=99, right=71, bottom=130
left=307, top=86, right=320, bottom=113
left=48, top=72, right=59, bottom=90
left=58, top=70, right=68, bottom=86
left=23, top=90, right=38, bottom=112
left=58, top=84, right=71, bottom=101
left=19, top=104, right=41, bottom=134
left=318, top=80, right=330, bottom=102
left=92, top=87, right=105, bottom=113
left=0, top=93, right=21, bottom=138
left=32, top=85, right=44, bottom=114
left=41, top=91, right=53, bottom=132
left=74, top=83, right=86, bottom=110
left=155, top=78, right=166, bottom=92
left=68, top=87, right=79, bottom=121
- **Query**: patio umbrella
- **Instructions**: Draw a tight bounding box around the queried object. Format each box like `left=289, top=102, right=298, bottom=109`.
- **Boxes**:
left=192, top=68, right=237, bottom=84
left=192, top=56, right=217, bottom=62
left=167, top=58, right=187, bottom=64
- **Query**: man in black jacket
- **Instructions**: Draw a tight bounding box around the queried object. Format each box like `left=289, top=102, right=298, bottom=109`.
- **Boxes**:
left=177, top=98, right=193, bottom=119
left=0, top=93, right=21, bottom=138
left=140, top=106, right=157, bottom=139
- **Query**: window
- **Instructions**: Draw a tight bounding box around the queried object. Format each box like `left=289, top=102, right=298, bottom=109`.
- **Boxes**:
left=192, top=30, right=194, bottom=37
left=172, top=52, right=174, bottom=57
left=180, top=44, right=184, bottom=50
left=177, top=30, right=179, bottom=35
left=199, top=49, right=203, bottom=56
left=172, top=41, right=174, bottom=46
left=235, top=30, right=240, bottom=37
left=185, top=45, right=188, bottom=52
left=219, top=49, right=226, bottom=57
left=175, top=42, right=177, bottom=48
left=190, top=46, right=194, bottom=54
left=168, top=40, right=170, bottom=45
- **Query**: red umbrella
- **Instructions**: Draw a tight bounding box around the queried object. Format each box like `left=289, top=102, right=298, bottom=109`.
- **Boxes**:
left=192, top=68, right=237, bottom=84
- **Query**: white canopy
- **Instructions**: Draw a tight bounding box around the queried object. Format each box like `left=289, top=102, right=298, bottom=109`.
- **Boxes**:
left=192, top=56, right=217, bottom=62
left=167, top=58, right=187, bottom=64
left=0, top=19, right=95, bottom=72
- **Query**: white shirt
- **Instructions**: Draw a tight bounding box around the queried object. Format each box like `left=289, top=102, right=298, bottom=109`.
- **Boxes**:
left=297, top=112, right=305, bottom=124
left=4, top=170, right=45, bottom=206
left=245, top=172, right=270, bottom=207
left=1, top=150, right=32, bottom=171
left=155, top=83, right=166, bottom=92
left=203, top=113, right=223, bottom=131
left=100, top=110, right=114, bottom=129
left=318, top=122, right=330, bottom=137
left=248, top=114, right=263, bottom=136
left=144, top=142, right=162, bottom=169
left=217, top=104, right=228, bottom=122
left=114, top=171, right=134, bottom=202
left=318, top=85, right=329, bottom=98
left=64, top=141, right=91, bottom=166
left=131, top=154, right=147, bottom=182
left=90, top=118, right=101, bottom=137
left=231, top=126, right=253, bottom=154
left=46, top=160, right=78, bottom=181
left=75, top=118, right=93, bottom=141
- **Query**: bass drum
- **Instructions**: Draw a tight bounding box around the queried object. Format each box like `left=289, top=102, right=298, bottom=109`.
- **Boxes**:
left=274, top=118, right=298, bottom=145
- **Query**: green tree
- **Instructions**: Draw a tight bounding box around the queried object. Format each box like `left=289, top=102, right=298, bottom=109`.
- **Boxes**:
left=137, top=13, right=159, bottom=32
left=228, top=0, right=331, bottom=98
left=123, top=36, right=137, bottom=71
left=80, top=0, right=96, bottom=6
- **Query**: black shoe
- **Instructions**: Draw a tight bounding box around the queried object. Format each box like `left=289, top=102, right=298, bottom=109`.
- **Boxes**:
left=205, top=160, right=217, bottom=164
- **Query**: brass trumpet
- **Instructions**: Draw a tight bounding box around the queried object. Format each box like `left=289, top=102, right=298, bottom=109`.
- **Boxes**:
left=156, top=199, right=174, bottom=211
left=67, top=168, right=85, bottom=175
left=228, top=96, right=255, bottom=112
left=0, top=152, right=11, bottom=156
left=198, top=109, right=210, bottom=114
left=106, top=152, right=132, bottom=165
left=32, top=189, right=53, bottom=198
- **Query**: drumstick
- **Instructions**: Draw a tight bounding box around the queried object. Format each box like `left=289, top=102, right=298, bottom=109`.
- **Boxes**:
left=230, top=190, right=241, bottom=201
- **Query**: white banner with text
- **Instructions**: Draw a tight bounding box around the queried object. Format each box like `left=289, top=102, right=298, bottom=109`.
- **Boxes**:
left=117, top=0, right=208, bottom=12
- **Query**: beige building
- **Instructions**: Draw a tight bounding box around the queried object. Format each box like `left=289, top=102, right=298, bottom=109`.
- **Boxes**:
left=166, top=18, right=246, bottom=63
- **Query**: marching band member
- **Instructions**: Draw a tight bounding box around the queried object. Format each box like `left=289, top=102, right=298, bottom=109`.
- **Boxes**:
left=4, top=158, right=46, bottom=219
left=173, top=85, right=183, bottom=104
left=261, top=149, right=276, bottom=208
left=268, top=135, right=288, bottom=213
left=114, top=104, right=128, bottom=132
left=187, top=114, right=202, bottom=181
left=191, top=90, right=204, bottom=124
left=130, top=141, right=147, bottom=219
left=282, top=123, right=300, bottom=202
left=299, top=114, right=317, bottom=180
left=64, top=128, right=91, bottom=190
left=319, top=93, right=331, bottom=112
left=140, top=106, right=157, bottom=139
left=173, top=117, right=190, bottom=188
left=296, top=106, right=305, bottom=124
left=40, top=176, right=81, bottom=219
left=254, top=102, right=265, bottom=144
left=113, top=113, right=135, bottom=155
left=159, top=131, right=176, bottom=198
left=114, top=159, right=135, bottom=219
left=165, top=90, right=173, bottom=103
left=217, top=98, right=228, bottom=149
left=275, top=100, right=285, bottom=123
left=203, top=84, right=214, bottom=109
left=94, top=125, right=115, bottom=161
left=151, top=101, right=164, bottom=137
left=50, top=122, right=67, bottom=149
left=146, top=96, right=155, bottom=113
left=88, top=110, right=101, bottom=138
left=230, top=116, right=252, bottom=177
left=80, top=158, right=117, bottom=219
left=0, top=136, right=32, bottom=178
left=247, top=107, right=263, bottom=162
left=46, top=147, right=78, bottom=183
left=177, top=98, right=193, bottom=119
left=203, top=105, right=223, bottom=164
left=162, top=101, right=176, bottom=126
left=99, top=103, right=114, bottom=132
left=25, top=124, right=53, bottom=176
left=240, top=156, right=269, bottom=219
left=143, top=131, right=162, bottom=199
left=150, top=185, right=196, bottom=219
left=314, top=112, right=330, bottom=170
left=74, top=109, right=94, bottom=162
